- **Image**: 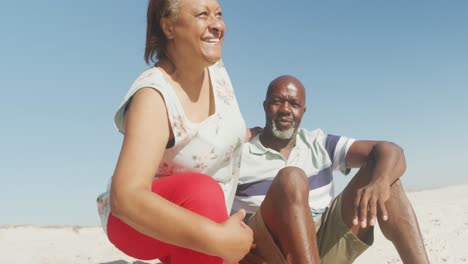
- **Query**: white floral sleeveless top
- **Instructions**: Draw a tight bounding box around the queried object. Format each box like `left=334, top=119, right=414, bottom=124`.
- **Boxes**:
left=97, top=61, right=246, bottom=233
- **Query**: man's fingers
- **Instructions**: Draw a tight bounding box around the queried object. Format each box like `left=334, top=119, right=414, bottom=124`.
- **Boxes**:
left=378, top=200, right=388, bottom=221
left=359, top=192, right=369, bottom=228
left=353, top=191, right=362, bottom=226
left=368, top=197, right=377, bottom=226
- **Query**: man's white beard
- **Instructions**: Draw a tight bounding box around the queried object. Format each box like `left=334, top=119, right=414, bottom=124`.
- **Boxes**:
left=271, top=119, right=296, bottom=140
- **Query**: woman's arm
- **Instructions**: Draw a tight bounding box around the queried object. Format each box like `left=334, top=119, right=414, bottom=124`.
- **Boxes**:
left=110, top=88, right=252, bottom=261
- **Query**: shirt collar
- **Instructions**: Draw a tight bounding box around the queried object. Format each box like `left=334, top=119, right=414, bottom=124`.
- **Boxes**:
left=248, top=134, right=269, bottom=155
left=248, top=129, right=308, bottom=155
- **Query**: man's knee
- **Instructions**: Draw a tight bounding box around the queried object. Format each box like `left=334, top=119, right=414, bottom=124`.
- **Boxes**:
left=270, top=166, right=310, bottom=203
left=389, top=179, right=407, bottom=200
left=391, top=178, right=403, bottom=190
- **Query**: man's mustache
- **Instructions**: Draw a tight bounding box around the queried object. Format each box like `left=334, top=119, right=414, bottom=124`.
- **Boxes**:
left=273, top=115, right=294, bottom=123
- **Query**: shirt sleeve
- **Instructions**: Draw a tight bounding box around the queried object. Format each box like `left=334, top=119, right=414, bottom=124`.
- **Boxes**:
left=324, top=134, right=356, bottom=175
left=114, top=68, right=170, bottom=134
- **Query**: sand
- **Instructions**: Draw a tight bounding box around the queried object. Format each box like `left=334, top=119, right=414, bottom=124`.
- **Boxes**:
left=1, top=184, right=467, bottom=264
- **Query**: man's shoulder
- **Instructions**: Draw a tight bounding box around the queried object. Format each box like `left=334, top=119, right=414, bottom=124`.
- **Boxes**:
left=298, top=128, right=327, bottom=145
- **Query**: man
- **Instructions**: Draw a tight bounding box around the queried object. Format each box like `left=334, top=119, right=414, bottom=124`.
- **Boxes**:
left=234, top=75, right=429, bottom=263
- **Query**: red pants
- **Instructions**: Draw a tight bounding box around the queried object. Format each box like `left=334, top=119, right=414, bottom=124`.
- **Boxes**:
left=107, top=173, right=230, bottom=264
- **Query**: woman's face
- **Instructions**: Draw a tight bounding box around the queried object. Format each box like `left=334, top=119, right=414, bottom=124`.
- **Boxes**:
left=168, top=0, right=225, bottom=66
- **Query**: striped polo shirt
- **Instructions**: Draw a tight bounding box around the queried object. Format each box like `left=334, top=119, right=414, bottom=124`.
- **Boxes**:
left=232, top=128, right=355, bottom=220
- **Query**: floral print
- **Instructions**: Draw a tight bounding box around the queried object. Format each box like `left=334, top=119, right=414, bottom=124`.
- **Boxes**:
left=192, top=148, right=218, bottom=171
left=135, top=70, right=155, bottom=83
left=213, top=113, right=223, bottom=134
left=215, top=77, right=234, bottom=105
left=172, top=114, right=189, bottom=139
left=97, top=194, right=108, bottom=216
left=224, top=138, right=243, bottom=163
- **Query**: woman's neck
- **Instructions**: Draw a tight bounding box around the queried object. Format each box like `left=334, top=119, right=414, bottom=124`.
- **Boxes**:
left=158, top=57, right=209, bottom=101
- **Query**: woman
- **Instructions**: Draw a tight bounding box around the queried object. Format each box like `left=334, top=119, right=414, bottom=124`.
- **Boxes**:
left=96, top=0, right=253, bottom=263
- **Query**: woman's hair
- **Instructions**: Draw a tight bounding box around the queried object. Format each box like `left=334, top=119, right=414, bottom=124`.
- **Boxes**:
left=144, top=0, right=180, bottom=65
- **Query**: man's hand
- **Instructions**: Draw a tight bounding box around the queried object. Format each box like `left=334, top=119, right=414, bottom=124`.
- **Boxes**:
left=353, top=180, right=391, bottom=228
left=240, top=244, right=267, bottom=264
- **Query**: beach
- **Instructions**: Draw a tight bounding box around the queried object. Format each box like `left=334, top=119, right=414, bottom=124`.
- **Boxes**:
left=1, top=184, right=467, bottom=264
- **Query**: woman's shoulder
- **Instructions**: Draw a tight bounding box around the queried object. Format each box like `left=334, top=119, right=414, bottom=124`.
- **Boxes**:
left=126, top=67, right=174, bottom=100
left=133, top=67, right=166, bottom=88
left=114, top=67, right=173, bottom=134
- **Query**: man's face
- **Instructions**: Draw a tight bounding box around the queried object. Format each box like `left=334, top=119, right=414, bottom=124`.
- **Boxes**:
left=264, top=80, right=306, bottom=140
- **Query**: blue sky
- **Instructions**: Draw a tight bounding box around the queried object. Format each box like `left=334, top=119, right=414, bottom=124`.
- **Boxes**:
left=0, top=0, right=467, bottom=225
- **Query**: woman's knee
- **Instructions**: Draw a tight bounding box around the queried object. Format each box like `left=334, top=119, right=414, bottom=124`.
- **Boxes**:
left=167, top=173, right=227, bottom=222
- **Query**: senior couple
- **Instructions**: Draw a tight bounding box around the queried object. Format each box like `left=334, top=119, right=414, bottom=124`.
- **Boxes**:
left=96, top=0, right=429, bottom=263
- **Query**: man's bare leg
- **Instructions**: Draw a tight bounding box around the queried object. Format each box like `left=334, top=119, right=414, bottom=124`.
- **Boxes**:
left=260, top=167, right=320, bottom=263
left=341, top=162, right=429, bottom=264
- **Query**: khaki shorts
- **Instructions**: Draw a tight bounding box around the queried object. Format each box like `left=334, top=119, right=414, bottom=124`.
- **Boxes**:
left=247, top=193, right=374, bottom=264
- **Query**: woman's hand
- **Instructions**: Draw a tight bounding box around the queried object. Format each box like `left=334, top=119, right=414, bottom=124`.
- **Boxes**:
left=245, top=127, right=263, bottom=142
left=217, top=209, right=254, bottom=263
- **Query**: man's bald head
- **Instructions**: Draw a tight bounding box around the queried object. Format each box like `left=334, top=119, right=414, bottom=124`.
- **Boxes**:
left=266, top=75, right=306, bottom=103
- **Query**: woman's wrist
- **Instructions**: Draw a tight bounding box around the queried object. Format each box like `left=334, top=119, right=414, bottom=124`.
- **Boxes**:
left=208, top=222, right=227, bottom=258
left=190, top=220, right=226, bottom=258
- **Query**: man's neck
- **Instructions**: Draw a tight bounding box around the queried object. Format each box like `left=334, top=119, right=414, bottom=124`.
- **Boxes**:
left=259, top=130, right=297, bottom=159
